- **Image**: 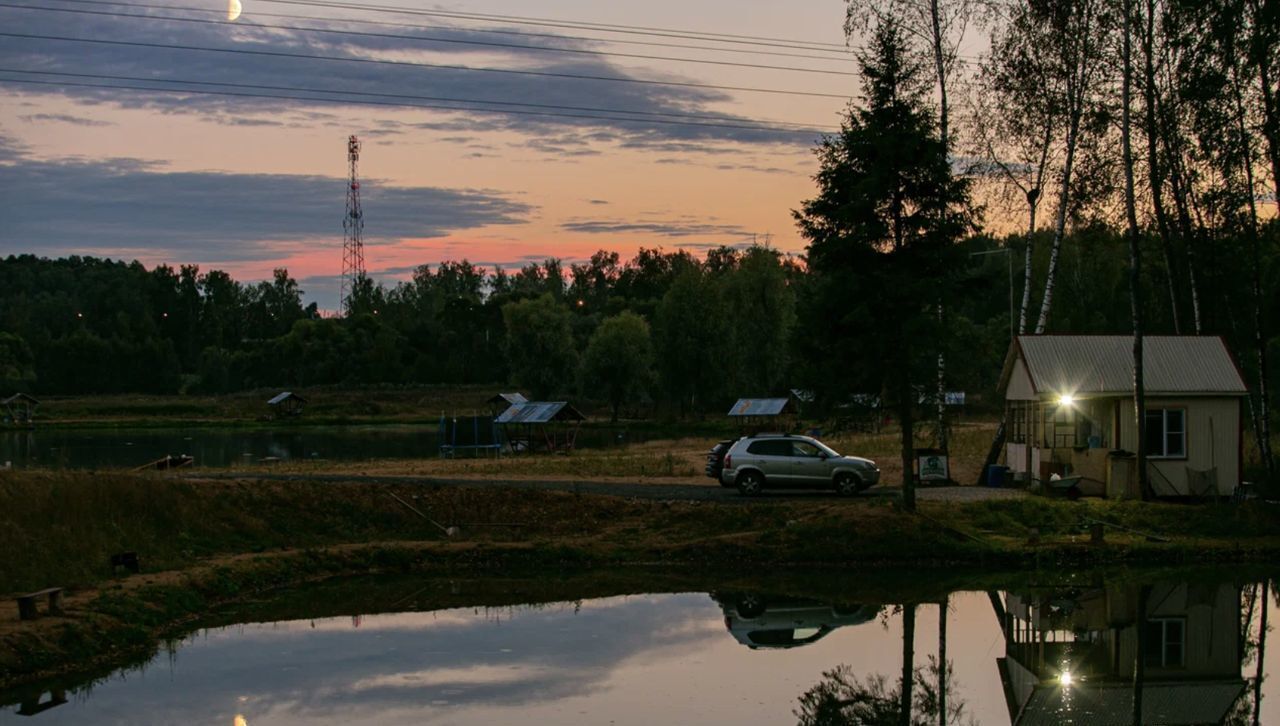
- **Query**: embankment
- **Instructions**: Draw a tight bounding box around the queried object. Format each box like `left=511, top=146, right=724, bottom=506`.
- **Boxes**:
left=2, top=470, right=1279, bottom=687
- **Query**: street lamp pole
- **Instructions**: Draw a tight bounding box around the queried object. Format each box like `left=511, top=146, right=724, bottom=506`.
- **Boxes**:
left=970, top=247, right=1014, bottom=341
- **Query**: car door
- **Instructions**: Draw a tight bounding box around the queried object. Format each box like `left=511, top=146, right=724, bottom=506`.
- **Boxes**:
left=745, top=439, right=795, bottom=483
left=789, top=441, right=830, bottom=484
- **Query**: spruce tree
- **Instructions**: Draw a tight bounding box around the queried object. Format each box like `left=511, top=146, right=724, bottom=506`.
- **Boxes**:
left=794, top=19, right=975, bottom=511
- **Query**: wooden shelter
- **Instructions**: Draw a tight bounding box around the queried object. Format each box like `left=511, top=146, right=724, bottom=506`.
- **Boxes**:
left=495, top=401, right=584, bottom=452
left=2, top=393, right=39, bottom=426
left=266, top=391, right=306, bottom=418
left=998, top=335, right=1247, bottom=498
left=727, top=397, right=798, bottom=434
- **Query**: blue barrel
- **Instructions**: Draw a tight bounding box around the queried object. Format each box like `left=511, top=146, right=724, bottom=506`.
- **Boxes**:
left=986, top=465, right=1009, bottom=487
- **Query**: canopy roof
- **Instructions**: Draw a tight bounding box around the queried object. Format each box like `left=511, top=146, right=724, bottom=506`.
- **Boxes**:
left=495, top=401, right=584, bottom=424
left=727, top=398, right=797, bottom=417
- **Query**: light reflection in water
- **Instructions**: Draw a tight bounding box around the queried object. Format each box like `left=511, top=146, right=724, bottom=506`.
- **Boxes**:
left=1, top=580, right=1276, bottom=725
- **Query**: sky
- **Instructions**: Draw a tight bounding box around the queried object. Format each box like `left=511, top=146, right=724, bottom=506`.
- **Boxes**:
left=0, top=0, right=868, bottom=310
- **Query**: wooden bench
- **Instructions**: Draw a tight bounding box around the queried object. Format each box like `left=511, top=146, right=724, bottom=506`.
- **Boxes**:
left=17, top=587, right=64, bottom=620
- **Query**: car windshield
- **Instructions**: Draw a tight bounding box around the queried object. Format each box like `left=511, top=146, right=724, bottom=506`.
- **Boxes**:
left=815, top=441, right=840, bottom=457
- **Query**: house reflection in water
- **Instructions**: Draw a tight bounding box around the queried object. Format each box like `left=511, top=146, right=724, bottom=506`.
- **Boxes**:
left=996, top=582, right=1247, bottom=724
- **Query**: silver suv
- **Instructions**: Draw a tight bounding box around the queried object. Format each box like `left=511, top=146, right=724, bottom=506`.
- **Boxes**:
left=720, top=434, right=879, bottom=496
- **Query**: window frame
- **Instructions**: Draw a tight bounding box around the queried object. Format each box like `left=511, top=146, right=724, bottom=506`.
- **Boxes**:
left=1145, top=408, right=1188, bottom=459
left=1143, top=617, right=1186, bottom=668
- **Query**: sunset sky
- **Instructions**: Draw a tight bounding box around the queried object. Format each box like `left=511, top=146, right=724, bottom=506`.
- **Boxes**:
left=0, top=0, right=881, bottom=309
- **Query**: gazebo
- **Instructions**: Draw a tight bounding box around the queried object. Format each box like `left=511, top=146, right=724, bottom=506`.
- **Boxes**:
left=267, top=391, right=306, bottom=418
left=2, top=393, right=39, bottom=426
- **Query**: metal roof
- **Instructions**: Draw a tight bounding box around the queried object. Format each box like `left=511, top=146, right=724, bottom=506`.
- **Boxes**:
left=1009, top=336, right=1247, bottom=396
left=2, top=393, right=39, bottom=405
left=495, top=401, right=584, bottom=424
left=488, top=392, right=528, bottom=406
left=267, top=392, right=305, bottom=405
left=727, top=398, right=796, bottom=417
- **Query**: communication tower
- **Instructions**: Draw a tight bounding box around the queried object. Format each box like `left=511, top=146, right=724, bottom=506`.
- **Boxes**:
left=340, top=134, right=365, bottom=315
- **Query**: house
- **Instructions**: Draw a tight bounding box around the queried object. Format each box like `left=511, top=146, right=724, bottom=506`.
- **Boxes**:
left=996, top=582, right=1245, bottom=725
left=998, top=335, right=1247, bottom=498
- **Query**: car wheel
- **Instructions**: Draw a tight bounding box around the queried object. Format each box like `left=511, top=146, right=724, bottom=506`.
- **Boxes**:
left=737, top=470, right=765, bottom=496
left=834, top=473, right=861, bottom=497
left=736, top=594, right=766, bottom=618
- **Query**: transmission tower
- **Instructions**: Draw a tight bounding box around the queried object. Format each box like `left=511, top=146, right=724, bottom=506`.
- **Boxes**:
left=340, top=134, right=365, bottom=316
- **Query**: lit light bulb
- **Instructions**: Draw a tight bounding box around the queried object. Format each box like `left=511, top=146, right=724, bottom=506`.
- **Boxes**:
left=1058, top=394, right=1074, bottom=406
left=1059, top=670, right=1073, bottom=687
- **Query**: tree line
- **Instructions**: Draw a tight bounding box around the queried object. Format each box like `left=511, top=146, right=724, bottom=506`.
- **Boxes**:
left=0, top=0, right=1276, bottom=484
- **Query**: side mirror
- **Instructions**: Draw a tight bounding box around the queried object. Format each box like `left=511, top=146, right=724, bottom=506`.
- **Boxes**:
left=819, top=451, right=829, bottom=460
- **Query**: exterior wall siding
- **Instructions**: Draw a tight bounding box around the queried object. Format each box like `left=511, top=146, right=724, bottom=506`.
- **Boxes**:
left=1007, top=359, right=1037, bottom=401
left=1116, top=396, right=1241, bottom=494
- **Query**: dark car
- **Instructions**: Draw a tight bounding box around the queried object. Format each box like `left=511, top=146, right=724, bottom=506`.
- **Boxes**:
left=705, top=439, right=736, bottom=487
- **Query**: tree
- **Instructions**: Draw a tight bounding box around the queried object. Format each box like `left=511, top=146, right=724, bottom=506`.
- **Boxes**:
left=501, top=293, right=577, bottom=399
left=581, top=311, right=653, bottom=422
left=722, top=246, right=796, bottom=397
left=654, top=268, right=730, bottom=415
left=794, top=20, right=975, bottom=511
left=0, top=332, right=36, bottom=391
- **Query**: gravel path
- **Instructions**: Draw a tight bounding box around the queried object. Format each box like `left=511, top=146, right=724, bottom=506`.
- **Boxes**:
left=186, top=471, right=1027, bottom=503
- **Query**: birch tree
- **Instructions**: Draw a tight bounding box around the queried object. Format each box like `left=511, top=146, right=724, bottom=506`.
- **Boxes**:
left=1029, top=0, right=1114, bottom=334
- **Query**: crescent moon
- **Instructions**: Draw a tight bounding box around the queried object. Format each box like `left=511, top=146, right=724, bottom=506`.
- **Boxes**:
left=227, top=0, right=242, bottom=21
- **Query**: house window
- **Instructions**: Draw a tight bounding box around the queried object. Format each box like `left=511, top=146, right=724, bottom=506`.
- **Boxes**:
left=1145, top=409, right=1187, bottom=458
left=1143, top=618, right=1185, bottom=667
left=1009, top=403, right=1028, bottom=444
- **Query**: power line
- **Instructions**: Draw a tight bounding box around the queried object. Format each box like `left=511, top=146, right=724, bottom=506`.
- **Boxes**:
left=258, top=0, right=853, bottom=53
left=36, top=0, right=859, bottom=63
left=0, top=67, right=831, bottom=130
left=0, top=70, right=835, bottom=135
left=0, top=31, right=855, bottom=99
left=0, top=3, right=858, bottom=77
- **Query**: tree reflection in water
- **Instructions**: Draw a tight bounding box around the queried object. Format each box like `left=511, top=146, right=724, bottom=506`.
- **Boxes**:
left=795, top=602, right=972, bottom=726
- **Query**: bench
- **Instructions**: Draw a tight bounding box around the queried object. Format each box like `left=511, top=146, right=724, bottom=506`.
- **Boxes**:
left=17, top=587, right=64, bottom=620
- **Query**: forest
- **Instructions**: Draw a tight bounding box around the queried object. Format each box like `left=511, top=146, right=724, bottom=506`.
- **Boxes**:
left=0, top=0, right=1277, bottom=457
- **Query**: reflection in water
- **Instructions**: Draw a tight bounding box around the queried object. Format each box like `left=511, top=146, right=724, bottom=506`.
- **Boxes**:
left=996, top=582, right=1250, bottom=725
left=794, top=602, right=972, bottom=726
left=712, top=592, right=880, bottom=650
left=1, top=578, right=1275, bottom=725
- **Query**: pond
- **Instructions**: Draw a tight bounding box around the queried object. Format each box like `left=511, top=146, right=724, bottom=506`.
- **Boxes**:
left=3, top=570, right=1278, bottom=724
left=0, top=424, right=637, bottom=469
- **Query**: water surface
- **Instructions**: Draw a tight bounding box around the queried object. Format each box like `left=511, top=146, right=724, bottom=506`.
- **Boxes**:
left=4, top=573, right=1277, bottom=724
left=0, top=424, right=634, bottom=469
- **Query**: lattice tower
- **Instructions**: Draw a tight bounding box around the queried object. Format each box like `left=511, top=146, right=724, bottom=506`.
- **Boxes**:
left=340, top=134, right=365, bottom=315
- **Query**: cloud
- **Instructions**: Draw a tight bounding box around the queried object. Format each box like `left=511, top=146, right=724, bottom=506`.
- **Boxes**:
left=0, top=5, right=821, bottom=149
left=559, top=217, right=752, bottom=238
left=20, top=594, right=731, bottom=724
left=18, top=113, right=115, bottom=126
left=0, top=152, right=533, bottom=262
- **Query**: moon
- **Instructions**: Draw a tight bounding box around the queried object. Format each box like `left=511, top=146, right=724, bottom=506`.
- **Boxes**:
left=227, top=0, right=242, bottom=21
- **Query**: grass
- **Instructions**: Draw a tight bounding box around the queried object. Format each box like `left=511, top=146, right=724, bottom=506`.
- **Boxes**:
left=3, top=468, right=1280, bottom=686
left=5, top=468, right=1280, bottom=595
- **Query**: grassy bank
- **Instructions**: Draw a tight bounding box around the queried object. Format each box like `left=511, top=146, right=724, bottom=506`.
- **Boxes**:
left=3, top=469, right=1280, bottom=687
left=5, top=470, right=1280, bottom=594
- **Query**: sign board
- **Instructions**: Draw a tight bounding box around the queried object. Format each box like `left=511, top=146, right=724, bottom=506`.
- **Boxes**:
left=919, top=454, right=949, bottom=481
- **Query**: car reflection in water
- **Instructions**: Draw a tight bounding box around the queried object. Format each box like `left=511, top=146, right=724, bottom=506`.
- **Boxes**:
left=712, top=593, right=881, bottom=650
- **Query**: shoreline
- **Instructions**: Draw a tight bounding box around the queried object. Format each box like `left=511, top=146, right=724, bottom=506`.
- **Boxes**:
left=3, top=471, right=1279, bottom=690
